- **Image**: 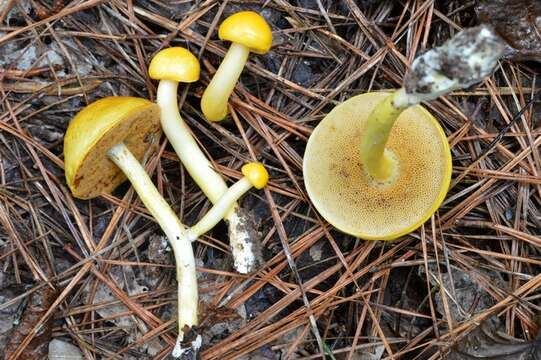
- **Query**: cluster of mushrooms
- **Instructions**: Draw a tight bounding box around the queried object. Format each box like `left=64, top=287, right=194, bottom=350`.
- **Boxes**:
left=62, top=8, right=506, bottom=358
left=64, top=11, right=272, bottom=357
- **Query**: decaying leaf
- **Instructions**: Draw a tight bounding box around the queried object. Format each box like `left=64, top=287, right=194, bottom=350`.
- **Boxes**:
left=424, top=264, right=502, bottom=322
left=84, top=265, right=163, bottom=357
left=4, top=287, right=57, bottom=360
left=0, top=282, right=25, bottom=350
left=446, top=320, right=541, bottom=359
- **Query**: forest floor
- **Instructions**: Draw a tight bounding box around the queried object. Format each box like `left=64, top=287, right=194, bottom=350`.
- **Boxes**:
left=0, top=0, right=540, bottom=359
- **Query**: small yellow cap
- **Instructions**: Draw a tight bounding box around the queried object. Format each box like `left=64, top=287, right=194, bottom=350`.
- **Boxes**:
left=148, top=47, right=200, bottom=82
left=241, top=162, right=269, bottom=189
left=218, top=11, right=272, bottom=54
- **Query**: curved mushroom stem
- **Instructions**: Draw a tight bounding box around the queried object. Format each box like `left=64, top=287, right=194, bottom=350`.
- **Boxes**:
left=360, top=26, right=506, bottom=183
left=158, top=79, right=259, bottom=274
left=185, top=177, right=253, bottom=241
left=200, top=42, right=250, bottom=122
left=158, top=80, right=231, bottom=202
left=106, top=143, right=199, bottom=355
left=358, top=90, right=408, bottom=182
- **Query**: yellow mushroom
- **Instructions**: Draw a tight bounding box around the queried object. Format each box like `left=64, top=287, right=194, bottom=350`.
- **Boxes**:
left=64, top=97, right=163, bottom=199
left=172, top=163, right=268, bottom=358
left=149, top=47, right=262, bottom=274
left=64, top=97, right=200, bottom=343
left=304, top=92, right=452, bottom=240
left=184, top=162, right=269, bottom=242
left=200, top=11, right=272, bottom=122
left=303, top=25, right=506, bottom=241
left=148, top=47, right=200, bottom=83
left=63, top=97, right=270, bottom=358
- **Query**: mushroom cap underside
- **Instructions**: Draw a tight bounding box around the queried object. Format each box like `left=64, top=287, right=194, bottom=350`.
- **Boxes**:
left=303, top=92, right=452, bottom=240
left=64, top=97, right=161, bottom=199
left=218, top=11, right=272, bottom=54
left=148, top=47, right=200, bottom=83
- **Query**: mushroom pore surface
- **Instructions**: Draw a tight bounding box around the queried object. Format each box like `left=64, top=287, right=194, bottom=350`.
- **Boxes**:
left=304, top=92, right=451, bottom=240
left=65, top=97, right=161, bottom=199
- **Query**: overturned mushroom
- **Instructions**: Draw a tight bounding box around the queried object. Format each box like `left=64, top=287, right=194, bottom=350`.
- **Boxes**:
left=149, top=47, right=262, bottom=274
left=200, top=11, right=272, bottom=122
left=63, top=97, right=270, bottom=357
left=304, top=25, right=506, bottom=240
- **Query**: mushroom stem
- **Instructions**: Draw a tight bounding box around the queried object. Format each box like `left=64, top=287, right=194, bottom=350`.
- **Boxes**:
left=360, top=26, right=506, bottom=183
left=358, top=91, right=407, bottom=182
left=186, top=177, right=252, bottom=241
left=157, top=79, right=259, bottom=273
left=106, top=143, right=198, bottom=337
left=200, top=42, right=250, bottom=122
left=158, top=80, right=231, bottom=202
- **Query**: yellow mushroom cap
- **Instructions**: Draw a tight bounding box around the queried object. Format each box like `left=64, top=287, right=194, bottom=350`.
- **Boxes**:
left=303, top=92, right=452, bottom=241
left=218, top=11, right=272, bottom=54
left=148, top=47, right=200, bottom=82
left=64, top=97, right=161, bottom=199
left=241, top=162, right=269, bottom=189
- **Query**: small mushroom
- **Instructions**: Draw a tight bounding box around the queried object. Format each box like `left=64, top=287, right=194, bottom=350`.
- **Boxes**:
left=63, top=97, right=270, bottom=357
left=149, top=47, right=263, bottom=274
left=303, top=25, right=505, bottom=240
left=182, top=162, right=269, bottom=243
left=200, top=11, right=272, bottom=122
left=171, top=164, right=268, bottom=358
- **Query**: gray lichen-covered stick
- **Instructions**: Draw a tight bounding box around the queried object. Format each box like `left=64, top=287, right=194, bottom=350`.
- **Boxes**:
left=148, top=47, right=262, bottom=274
left=393, top=24, right=507, bottom=108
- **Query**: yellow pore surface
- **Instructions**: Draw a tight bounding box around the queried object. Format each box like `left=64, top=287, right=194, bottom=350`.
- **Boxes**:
left=148, top=47, right=200, bottom=82
left=64, top=97, right=161, bottom=199
left=219, top=11, right=272, bottom=54
left=303, top=92, right=452, bottom=240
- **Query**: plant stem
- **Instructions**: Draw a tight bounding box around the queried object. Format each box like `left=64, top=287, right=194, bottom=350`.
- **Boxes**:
left=359, top=90, right=407, bottom=181
left=200, top=42, right=250, bottom=122
left=107, top=142, right=198, bottom=331
left=158, top=80, right=259, bottom=273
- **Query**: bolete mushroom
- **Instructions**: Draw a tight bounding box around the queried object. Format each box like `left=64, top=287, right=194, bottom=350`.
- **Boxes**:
left=64, top=96, right=200, bottom=347
left=200, top=11, right=272, bottom=122
left=149, top=47, right=262, bottom=274
left=63, top=96, right=269, bottom=357
left=303, top=25, right=506, bottom=240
